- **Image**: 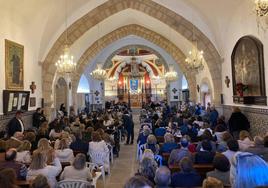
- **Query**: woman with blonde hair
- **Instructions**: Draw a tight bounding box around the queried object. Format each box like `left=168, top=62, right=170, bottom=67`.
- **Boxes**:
left=53, top=131, right=72, bottom=150
left=27, top=152, right=62, bottom=188
left=159, top=133, right=178, bottom=154
left=34, top=138, right=54, bottom=164
left=145, top=134, right=160, bottom=155
left=202, top=177, right=223, bottom=188
left=238, top=130, right=254, bottom=151
left=15, top=140, right=32, bottom=163
left=55, top=138, right=74, bottom=162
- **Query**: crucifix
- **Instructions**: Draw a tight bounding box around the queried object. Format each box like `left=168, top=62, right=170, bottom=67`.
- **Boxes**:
left=30, top=81, right=36, bottom=94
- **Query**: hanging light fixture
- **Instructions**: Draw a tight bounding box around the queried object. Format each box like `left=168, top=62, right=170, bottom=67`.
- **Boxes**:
left=185, top=19, right=204, bottom=72
left=164, top=65, right=178, bottom=82
left=55, top=0, right=76, bottom=74
left=90, top=64, right=107, bottom=80
left=255, top=0, right=268, bottom=31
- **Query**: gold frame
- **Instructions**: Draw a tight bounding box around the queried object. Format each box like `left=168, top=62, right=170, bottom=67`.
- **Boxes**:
left=5, top=39, right=24, bottom=90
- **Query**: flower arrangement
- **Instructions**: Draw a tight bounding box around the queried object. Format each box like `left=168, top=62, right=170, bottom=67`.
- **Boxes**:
left=236, top=83, right=248, bottom=97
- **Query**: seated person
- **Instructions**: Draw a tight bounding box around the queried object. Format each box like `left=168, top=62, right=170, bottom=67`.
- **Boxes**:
left=60, top=153, right=92, bottom=182
left=124, top=175, right=154, bottom=188
left=53, top=132, right=72, bottom=150
left=222, top=139, right=239, bottom=162
left=154, top=166, right=171, bottom=188
left=171, top=157, right=202, bottom=187
left=34, top=138, right=54, bottom=165
left=238, top=130, right=254, bottom=151
left=15, top=140, right=32, bottom=164
left=137, top=127, right=150, bottom=146
left=216, top=132, right=233, bottom=152
left=49, top=124, right=63, bottom=141
left=70, top=131, right=89, bottom=154
left=196, top=130, right=217, bottom=152
left=246, top=136, right=268, bottom=161
left=230, top=152, right=268, bottom=188
left=55, top=138, right=74, bottom=163
left=145, top=135, right=160, bottom=155
left=27, top=151, right=62, bottom=188
left=0, top=148, right=27, bottom=180
left=154, top=125, right=166, bottom=137
left=207, top=154, right=230, bottom=186
left=195, top=140, right=215, bottom=164
left=5, top=132, right=23, bottom=149
left=0, top=168, right=18, bottom=188
left=159, top=133, right=178, bottom=154
left=202, top=177, right=224, bottom=188
left=169, top=137, right=192, bottom=165
left=31, top=174, right=50, bottom=188
left=136, top=157, right=157, bottom=184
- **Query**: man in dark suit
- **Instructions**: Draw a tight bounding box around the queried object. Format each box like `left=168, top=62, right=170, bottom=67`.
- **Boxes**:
left=7, top=111, right=24, bottom=137
left=32, top=108, right=46, bottom=128
left=122, top=110, right=134, bottom=145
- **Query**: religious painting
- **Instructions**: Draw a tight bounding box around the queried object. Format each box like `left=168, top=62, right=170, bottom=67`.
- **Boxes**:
left=130, top=79, right=138, bottom=93
left=29, top=97, right=36, bottom=107
left=231, top=36, right=266, bottom=105
left=5, top=39, right=24, bottom=90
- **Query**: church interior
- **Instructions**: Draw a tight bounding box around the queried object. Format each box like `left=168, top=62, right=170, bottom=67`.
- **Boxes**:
left=1, top=0, right=268, bottom=188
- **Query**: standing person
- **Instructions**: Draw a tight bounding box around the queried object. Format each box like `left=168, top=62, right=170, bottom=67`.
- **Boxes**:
left=60, top=103, right=67, bottom=117
left=123, top=110, right=134, bottom=145
left=7, top=111, right=24, bottom=137
left=209, top=106, right=219, bottom=129
left=228, top=107, right=250, bottom=140
left=32, top=108, right=46, bottom=129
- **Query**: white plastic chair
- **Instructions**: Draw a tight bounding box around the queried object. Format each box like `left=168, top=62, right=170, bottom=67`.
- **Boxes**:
left=136, top=144, right=146, bottom=161
left=57, top=180, right=92, bottom=188
left=86, top=162, right=105, bottom=187
left=154, top=154, right=163, bottom=166
left=106, top=143, right=114, bottom=164
left=89, top=150, right=111, bottom=175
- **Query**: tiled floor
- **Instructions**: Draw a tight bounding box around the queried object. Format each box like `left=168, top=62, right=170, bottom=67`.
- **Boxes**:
left=97, top=109, right=140, bottom=188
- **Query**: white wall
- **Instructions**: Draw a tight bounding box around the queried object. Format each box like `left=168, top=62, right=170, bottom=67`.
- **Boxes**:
left=221, top=1, right=268, bottom=108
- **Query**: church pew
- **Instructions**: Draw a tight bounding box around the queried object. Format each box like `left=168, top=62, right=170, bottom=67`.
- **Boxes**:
left=169, top=164, right=214, bottom=180
left=16, top=180, right=31, bottom=188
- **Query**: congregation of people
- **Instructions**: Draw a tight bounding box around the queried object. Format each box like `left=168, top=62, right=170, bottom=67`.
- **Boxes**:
left=1, top=101, right=268, bottom=188
left=125, top=102, right=268, bottom=188
left=0, top=102, right=133, bottom=188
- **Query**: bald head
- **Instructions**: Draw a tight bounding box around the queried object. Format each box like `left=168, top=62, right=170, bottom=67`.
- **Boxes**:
left=154, top=166, right=171, bottom=187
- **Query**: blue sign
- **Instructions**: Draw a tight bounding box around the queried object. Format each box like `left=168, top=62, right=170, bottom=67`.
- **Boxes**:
left=130, top=79, right=138, bottom=92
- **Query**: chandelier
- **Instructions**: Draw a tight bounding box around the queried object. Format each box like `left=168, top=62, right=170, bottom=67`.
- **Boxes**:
left=185, top=41, right=204, bottom=71
left=255, top=0, right=268, bottom=17
left=164, top=66, right=178, bottom=82
left=90, top=64, right=107, bottom=80
left=55, top=45, right=76, bottom=73
left=55, top=0, right=76, bottom=74
left=255, top=0, right=268, bottom=30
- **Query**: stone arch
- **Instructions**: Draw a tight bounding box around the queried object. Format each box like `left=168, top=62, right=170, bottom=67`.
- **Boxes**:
left=42, top=0, right=222, bottom=110
left=69, top=25, right=196, bottom=105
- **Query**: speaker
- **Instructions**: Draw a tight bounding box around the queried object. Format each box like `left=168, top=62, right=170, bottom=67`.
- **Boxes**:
left=220, top=94, right=224, bottom=104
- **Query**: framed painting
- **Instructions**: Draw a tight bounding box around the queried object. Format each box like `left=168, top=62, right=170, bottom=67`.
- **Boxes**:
left=29, top=97, right=36, bottom=107
left=231, top=36, right=266, bottom=105
left=5, top=39, right=24, bottom=90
